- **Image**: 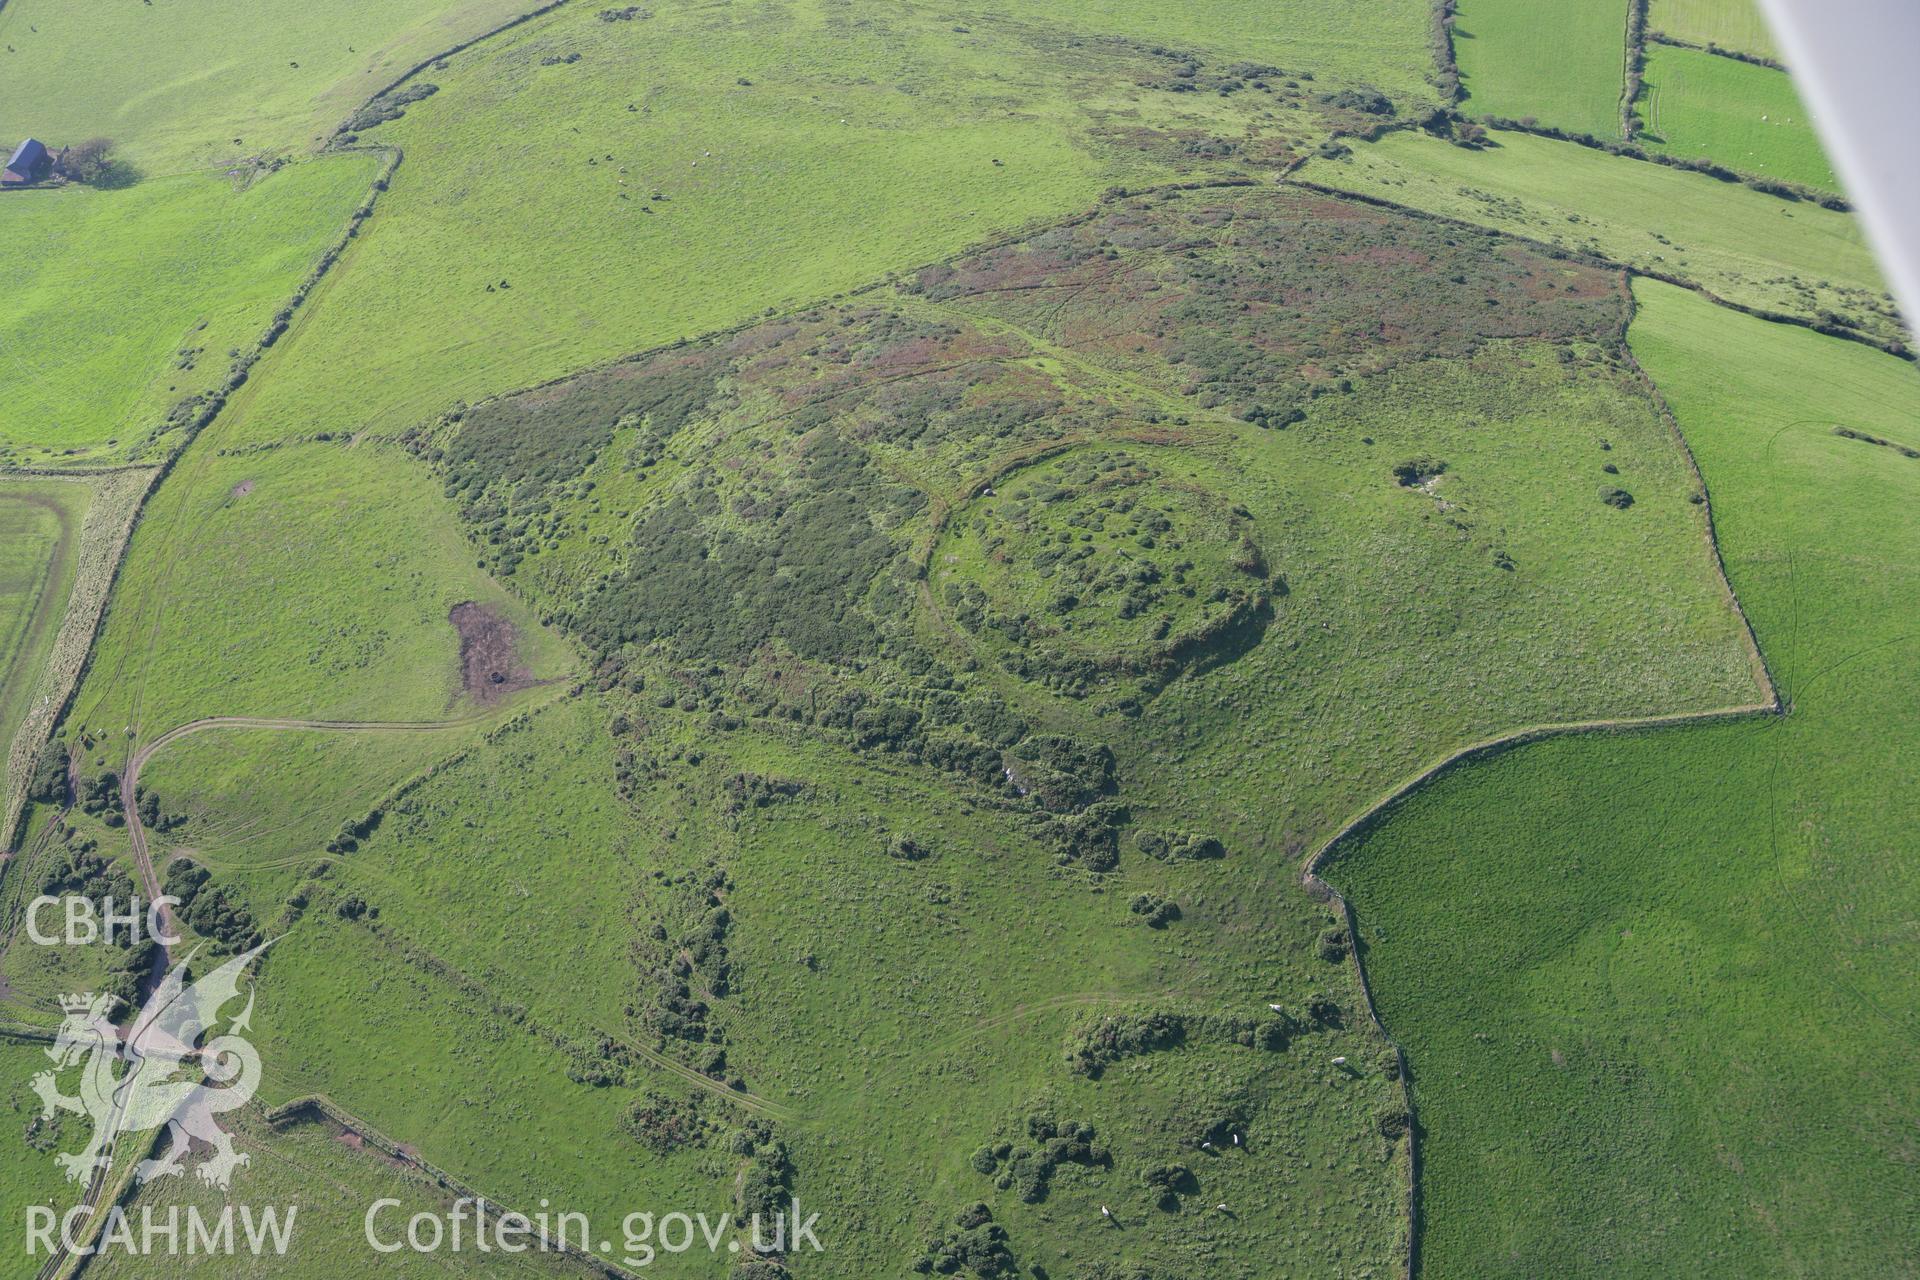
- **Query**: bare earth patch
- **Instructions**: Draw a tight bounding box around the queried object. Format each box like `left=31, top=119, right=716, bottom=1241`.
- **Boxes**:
left=448, top=601, right=534, bottom=705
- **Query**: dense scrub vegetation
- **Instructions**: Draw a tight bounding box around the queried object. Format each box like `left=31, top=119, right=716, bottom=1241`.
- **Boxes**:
left=416, top=188, right=1632, bottom=729
left=1065, top=1007, right=1300, bottom=1077
left=163, top=858, right=262, bottom=955
left=970, top=1113, right=1111, bottom=1203
left=916, top=188, right=1623, bottom=414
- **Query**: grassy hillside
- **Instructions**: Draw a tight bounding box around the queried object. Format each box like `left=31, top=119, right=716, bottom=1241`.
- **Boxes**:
left=1454, top=0, right=1626, bottom=137
left=0, top=154, right=379, bottom=464
left=63, top=435, right=571, bottom=742
left=1638, top=42, right=1836, bottom=192
left=0, top=0, right=536, bottom=171
left=1326, top=280, right=1920, bottom=1277
left=99, top=187, right=1773, bottom=1277
left=1299, top=128, right=1900, bottom=346
left=225, top=0, right=1439, bottom=451
left=1649, top=0, right=1780, bottom=60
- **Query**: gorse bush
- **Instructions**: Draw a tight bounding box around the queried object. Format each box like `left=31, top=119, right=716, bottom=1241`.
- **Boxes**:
left=1068, top=1012, right=1188, bottom=1077
left=77, top=770, right=123, bottom=826
left=1130, top=893, right=1180, bottom=927
left=26, top=740, right=67, bottom=805
left=622, top=1090, right=710, bottom=1153
left=164, top=858, right=261, bottom=953
left=341, top=82, right=439, bottom=136
left=914, top=1203, right=1016, bottom=1277
left=969, top=1115, right=1111, bottom=1203
left=1003, top=734, right=1116, bottom=811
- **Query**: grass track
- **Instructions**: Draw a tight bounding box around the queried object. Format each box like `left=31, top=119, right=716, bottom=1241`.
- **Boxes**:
left=1, top=469, right=152, bottom=849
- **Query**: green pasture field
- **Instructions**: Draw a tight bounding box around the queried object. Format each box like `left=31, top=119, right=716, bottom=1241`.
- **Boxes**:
left=224, top=0, right=1438, bottom=450
left=0, top=155, right=379, bottom=464
left=0, top=0, right=1432, bottom=176
left=61, top=436, right=571, bottom=749
left=0, top=925, right=137, bottom=1033
left=1649, top=0, right=1781, bottom=60
left=0, top=0, right=537, bottom=171
left=0, top=479, right=86, bottom=775
left=85, top=1107, right=602, bottom=1280
left=245, top=892, right=764, bottom=1279
left=1107, top=347, right=1765, bottom=842
left=1454, top=0, right=1626, bottom=137
left=708, top=723, right=1407, bottom=1278
left=1638, top=42, right=1836, bottom=192
left=1298, top=128, right=1900, bottom=345
left=1325, top=280, right=1920, bottom=1277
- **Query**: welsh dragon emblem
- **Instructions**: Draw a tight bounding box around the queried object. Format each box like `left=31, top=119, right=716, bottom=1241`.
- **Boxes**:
left=31, top=941, right=273, bottom=1189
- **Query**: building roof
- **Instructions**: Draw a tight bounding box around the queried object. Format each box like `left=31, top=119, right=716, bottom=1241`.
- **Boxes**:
left=4, top=138, right=50, bottom=181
